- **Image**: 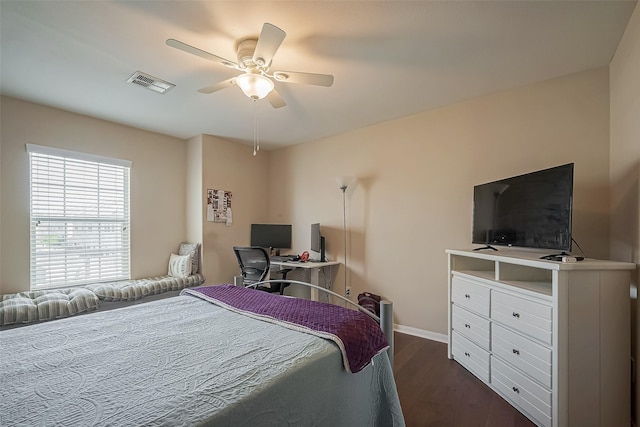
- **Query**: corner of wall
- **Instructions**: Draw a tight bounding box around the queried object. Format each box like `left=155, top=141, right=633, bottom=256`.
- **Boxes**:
left=198, top=135, right=270, bottom=285
left=609, top=3, right=640, bottom=424
left=186, top=135, right=204, bottom=245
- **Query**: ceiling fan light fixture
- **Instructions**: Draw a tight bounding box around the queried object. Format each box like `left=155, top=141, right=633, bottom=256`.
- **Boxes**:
left=236, top=72, right=274, bottom=100
left=168, top=22, right=333, bottom=107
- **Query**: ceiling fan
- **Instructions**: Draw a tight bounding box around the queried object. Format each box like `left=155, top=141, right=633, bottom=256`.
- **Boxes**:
left=166, top=23, right=334, bottom=108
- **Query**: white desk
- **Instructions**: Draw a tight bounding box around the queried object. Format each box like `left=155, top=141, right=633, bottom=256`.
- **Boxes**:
left=270, top=260, right=341, bottom=301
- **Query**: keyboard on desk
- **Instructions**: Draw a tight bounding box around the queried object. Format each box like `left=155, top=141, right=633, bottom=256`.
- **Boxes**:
left=271, top=255, right=298, bottom=262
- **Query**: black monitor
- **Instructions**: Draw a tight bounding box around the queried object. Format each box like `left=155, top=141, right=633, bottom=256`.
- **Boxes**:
left=310, top=223, right=326, bottom=262
left=250, top=224, right=292, bottom=255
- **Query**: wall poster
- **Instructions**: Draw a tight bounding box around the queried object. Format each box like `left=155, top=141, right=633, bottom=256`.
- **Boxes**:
left=207, top=189, right=232, bottom=225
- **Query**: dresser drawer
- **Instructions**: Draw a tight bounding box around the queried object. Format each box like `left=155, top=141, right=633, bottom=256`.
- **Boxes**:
left=492, top=323, right=552, bottom=388
left=451, top=275, right=490, bottom=317
left=452, top=305, right=490, bottom=350
left=491, top=291, right=552, bottom=345
left=491, top=357, right=551, bottom=427
left=452, top=331, right=490, bottom=383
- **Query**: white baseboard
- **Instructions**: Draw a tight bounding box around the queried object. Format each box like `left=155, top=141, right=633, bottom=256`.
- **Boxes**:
left=394, top=324, right=448, bottom=344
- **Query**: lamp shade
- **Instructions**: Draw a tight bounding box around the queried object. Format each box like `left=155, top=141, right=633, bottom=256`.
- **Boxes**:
left=336, top=176, right=355, bottom=191
left=236, top=72, right=274, bottom=100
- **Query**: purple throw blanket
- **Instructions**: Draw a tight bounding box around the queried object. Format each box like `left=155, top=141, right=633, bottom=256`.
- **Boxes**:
left=182, top=285, right=389, bottom=373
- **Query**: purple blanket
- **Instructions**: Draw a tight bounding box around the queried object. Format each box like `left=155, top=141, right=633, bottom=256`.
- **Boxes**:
left=182, top=285, right=389, bottom=373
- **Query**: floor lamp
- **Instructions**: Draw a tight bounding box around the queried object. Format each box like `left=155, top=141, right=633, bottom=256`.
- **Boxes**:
left=336, top=176, right=354, bottom=298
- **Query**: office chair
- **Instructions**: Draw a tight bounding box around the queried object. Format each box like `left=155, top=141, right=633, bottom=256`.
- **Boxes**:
left=232, top=246, right=292, bottom=295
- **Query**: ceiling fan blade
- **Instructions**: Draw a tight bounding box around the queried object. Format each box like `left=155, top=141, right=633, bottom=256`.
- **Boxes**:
left=273, top=71, right=334, bottom=87
left=166, top=39, right=238, bottom=69
left=198, top=77, right=237, bottom=94
left=252, top=23, right=286, bottom=68
left=266, top=89, right=286, bottom=109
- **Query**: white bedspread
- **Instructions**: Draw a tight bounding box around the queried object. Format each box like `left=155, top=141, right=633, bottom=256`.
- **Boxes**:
left=1, top=294, right=404, bottom=426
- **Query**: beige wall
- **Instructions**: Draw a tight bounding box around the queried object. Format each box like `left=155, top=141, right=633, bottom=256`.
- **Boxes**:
left=610, top=3, right=640, bottom=422
left=269, top=67, right=611, bottom=338
left=199, top=134, right=270, bottom=285
left=0, top=96, right=188, bottom=294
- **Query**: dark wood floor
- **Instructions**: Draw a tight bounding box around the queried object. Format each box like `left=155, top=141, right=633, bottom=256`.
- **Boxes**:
left=393, top=332, right=536, bottom=427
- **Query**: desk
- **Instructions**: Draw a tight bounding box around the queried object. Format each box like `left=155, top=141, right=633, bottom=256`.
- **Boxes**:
left=270, top=260, right=341, bottom=301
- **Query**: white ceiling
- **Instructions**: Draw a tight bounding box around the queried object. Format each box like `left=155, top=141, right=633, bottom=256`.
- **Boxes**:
left=1, top=1, right=636, bottom=150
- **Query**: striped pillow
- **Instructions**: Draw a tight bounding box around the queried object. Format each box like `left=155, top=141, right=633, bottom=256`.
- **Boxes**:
left=168, top=253, right=191, bottom=278
left=179, top=242, right=200, bottom=274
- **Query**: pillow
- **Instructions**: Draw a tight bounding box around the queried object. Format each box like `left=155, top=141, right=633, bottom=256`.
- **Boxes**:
left=168, top=253, right=191, bottom=278
left=179, top=242, right=201, bottom=274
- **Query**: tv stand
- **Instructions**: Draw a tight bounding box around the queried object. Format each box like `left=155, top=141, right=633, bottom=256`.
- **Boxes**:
left=473, top=244, right=498, bottom=251
left=446, top=249, right=634, bottom=427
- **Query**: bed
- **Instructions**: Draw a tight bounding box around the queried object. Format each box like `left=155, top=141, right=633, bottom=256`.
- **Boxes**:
left=0, top=282, right=405, bottom=426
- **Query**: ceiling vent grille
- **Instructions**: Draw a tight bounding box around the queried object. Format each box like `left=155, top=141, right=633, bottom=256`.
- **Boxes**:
left=126, top=71, right=175, bottom=94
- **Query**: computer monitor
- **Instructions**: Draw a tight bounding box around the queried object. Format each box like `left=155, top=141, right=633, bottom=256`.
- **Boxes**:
left=250, top=224, right=292, bottom=255
left=310, top=223, right=326, bottom=262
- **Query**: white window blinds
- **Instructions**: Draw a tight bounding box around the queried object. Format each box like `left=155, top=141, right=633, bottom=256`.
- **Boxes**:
left=27, top=144, right=131, bottom=289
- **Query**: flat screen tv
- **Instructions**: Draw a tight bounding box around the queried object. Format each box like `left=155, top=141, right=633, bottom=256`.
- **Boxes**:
left=472, top=163, right=574, bottom=252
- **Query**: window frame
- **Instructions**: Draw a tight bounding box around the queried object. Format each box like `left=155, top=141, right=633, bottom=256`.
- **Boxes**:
left=27, top=144, right=132, bottom=290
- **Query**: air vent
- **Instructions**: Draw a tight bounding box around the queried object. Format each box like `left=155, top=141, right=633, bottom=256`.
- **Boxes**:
left=126, top=71, right=175, bottom=94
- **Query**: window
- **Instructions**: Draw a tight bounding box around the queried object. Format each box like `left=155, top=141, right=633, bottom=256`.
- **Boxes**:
left=28, top=144, right=131, bottom=289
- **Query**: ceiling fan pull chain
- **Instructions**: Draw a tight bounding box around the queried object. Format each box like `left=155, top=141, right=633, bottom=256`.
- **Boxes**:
left=253, top=99, right=260, bottom=156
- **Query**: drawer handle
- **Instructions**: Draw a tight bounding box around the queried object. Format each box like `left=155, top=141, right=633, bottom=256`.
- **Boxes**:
left=512, top=312, right=520, bottom=318
left=464, top=323, right=471, bottom=328
left=512, top=349, right=520, bottom=355
left=512, top=386, right=520, bottom=394
left=464, top=352, right=470, bottom=357
left=464, top=294, right=471, bottom=299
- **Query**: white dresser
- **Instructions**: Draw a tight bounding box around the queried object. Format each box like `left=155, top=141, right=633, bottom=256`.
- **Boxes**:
left=446, top=249, right=634, bottom=427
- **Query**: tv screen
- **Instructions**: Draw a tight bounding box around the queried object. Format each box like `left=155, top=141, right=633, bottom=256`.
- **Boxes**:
left=472, top=163, right=574, bottom=251
left=250, top=224, right=292, bottom=250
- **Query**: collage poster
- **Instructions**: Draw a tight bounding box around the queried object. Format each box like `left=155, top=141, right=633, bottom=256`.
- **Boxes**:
left=207, top=189, right=232, bottom=225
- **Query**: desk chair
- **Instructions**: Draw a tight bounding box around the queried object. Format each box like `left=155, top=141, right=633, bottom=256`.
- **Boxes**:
left=232, top=246, right=292, bottom=295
